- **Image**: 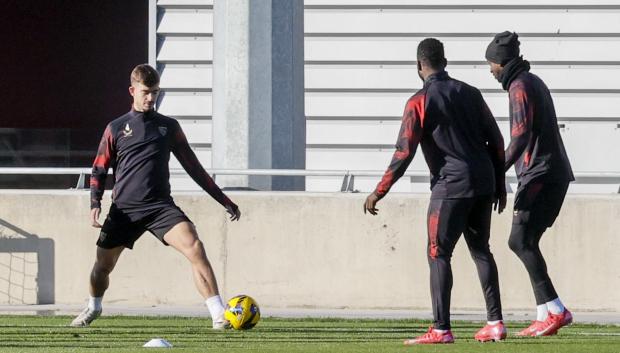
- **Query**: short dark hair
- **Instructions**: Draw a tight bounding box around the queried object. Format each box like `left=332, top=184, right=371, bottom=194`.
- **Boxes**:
left=417, top=38, right=446, bottom=70
left=130, top=64, right=160, bottom=87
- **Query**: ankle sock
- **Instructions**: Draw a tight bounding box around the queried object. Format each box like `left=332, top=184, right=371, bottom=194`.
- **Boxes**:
left=88, top=296, right=102, bottom=311
left=546, top=298, right=565, bottom=315
left=537, top=304, right=548, bottom=321
left=206, top=295, right=225, bottom=320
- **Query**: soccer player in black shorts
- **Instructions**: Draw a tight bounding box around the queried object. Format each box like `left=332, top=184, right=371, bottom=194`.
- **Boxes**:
left=486, top=32, right=575, bottom=336
left=364, top=39, right=507, bottom=344
left=70, top=64, right=241, bottom=329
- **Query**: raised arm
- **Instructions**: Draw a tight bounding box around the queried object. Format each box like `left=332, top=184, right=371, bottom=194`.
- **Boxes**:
left=170, top=122, right=239, bottom=217
left=505, top=82, right=534, bottom=171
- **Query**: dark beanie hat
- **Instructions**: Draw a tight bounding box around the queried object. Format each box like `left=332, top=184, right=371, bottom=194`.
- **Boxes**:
left=485, top=31, right=520, bottom=65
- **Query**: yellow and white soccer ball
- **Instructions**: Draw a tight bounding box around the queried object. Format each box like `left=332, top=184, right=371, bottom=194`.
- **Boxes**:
left=224, top=295, right=260, bottom=330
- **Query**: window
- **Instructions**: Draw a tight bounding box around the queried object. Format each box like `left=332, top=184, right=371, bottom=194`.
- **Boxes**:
left=0, top=0, right=148, bottom=188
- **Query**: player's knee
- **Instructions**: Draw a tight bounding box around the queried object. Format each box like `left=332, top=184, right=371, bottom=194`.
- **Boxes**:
left=467, top=237, right=492, bottom=256
left=427, top=252, right=451, bottom=264
left=508, top=231, right=527, bottom=254
left=93, top=261, right=115, bottom=276
left=186, top=238, right=205, bottom=257
left=470, top=247, right=493, bottom=262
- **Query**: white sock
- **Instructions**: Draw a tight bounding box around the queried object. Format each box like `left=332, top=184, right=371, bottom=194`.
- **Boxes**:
left=433, top=328, right=448, bottom=333
left=547, top=298, right=565, bottom=315
left=88, top=296, right=102, bottom=311
left=205, top=295, right=225, bottom=320
left=487, top=320, right=502, bottom=325
left=537, top=304, right=548, bottom=321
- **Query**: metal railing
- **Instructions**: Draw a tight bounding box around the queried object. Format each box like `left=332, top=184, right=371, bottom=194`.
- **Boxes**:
left=0, top=167, right=619, bottom=193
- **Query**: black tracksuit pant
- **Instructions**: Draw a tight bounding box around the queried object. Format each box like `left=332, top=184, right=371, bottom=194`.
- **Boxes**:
left=427, top=195, right=503, bottom=330
left=508, top=181, right=569, bottom=305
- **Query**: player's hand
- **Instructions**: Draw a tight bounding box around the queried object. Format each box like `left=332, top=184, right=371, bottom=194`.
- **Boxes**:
left=494, top=192, right=507, bottom=214
left=226, top=204, right=241, bottom=221
left=363, top=192, right=380, bottom=216
left=90, top=208, right=102, bottom=228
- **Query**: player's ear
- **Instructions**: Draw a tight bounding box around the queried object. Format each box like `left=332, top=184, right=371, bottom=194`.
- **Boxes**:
left=128, top=85, right=135, bottom=97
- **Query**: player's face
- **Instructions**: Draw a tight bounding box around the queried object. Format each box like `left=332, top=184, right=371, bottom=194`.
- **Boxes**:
left=488, top=61, right=503, bottom=82
left=129, top=82, right=160, bottom=112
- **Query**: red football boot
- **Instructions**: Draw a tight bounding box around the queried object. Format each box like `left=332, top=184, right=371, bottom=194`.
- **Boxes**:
left=536, top=309, right=573, bottom=336
left=403, top=327, right=455, bottom=345
left=474, top=322, right=507, bottom=342
left=515, top=320, right=547, bottom=337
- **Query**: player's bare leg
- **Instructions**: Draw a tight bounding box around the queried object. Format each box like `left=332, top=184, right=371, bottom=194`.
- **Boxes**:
left=163, top=221, right=220, bottom=297
left=71, top=246, right=124, bottom=327
left=163, top=221, right=229, bottom=329
left=90, top=245, right=125, bottom=296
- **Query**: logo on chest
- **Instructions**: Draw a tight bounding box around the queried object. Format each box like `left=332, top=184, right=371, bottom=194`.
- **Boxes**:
left=158, top=126, right=168, bottom=136
left=122, top=123, right=133, bottom=138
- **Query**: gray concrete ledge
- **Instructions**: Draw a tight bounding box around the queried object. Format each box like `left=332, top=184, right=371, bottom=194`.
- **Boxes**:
left=1, top=192, right=618, bottom=313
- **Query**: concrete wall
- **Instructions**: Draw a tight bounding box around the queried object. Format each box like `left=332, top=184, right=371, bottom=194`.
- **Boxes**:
left=0, top=191, right=618, bottom=312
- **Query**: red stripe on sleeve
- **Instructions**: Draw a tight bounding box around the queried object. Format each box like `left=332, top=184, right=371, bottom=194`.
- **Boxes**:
left=374, top=93, right=425, bottom=198
left=90, top=125, right=115, bottom=209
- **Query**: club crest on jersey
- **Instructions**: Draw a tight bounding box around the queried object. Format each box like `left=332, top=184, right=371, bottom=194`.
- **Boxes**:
left=158, top=126, right=168, bottom=136
left=122, top=123, right=133, bottom=137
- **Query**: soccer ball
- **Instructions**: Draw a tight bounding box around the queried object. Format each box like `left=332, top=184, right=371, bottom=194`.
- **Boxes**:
left=224, top=295, right=260, bottom=330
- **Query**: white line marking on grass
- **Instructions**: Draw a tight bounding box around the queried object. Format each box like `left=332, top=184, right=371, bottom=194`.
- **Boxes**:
left=575, top=332, right=620, bottom=336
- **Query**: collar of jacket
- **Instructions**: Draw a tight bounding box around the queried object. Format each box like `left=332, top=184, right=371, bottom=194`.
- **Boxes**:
left=129, top=108, right=156, bottom=120
left=424, top=70, right=449, bottom=87
left=500, top=56, right=530, bottom=90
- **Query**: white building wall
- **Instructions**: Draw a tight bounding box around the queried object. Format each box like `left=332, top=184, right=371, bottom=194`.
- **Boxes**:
left=152, top=0, right=620, bottom=193
left=154, top=0, right=214, bottom=190
left=304, top=0, right=620, bottom=193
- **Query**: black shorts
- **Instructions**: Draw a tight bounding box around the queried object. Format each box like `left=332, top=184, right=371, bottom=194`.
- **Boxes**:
left=97, top=203, right=191, bottom=249
left=513, top=181, right=569, bottom=229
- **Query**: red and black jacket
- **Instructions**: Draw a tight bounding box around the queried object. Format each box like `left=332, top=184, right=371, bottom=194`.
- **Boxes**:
left=505, top=71, right=574, bottom=185
left=90, top=109, right=235, bottom=211
left=375, top=71, right=505, bottom=200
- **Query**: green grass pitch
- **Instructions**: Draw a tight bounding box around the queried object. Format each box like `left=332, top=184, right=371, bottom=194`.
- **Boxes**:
left=0, top=316, right=618, bottom=353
